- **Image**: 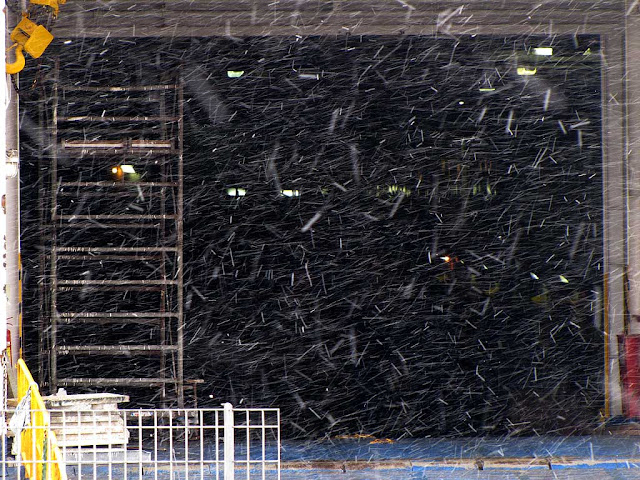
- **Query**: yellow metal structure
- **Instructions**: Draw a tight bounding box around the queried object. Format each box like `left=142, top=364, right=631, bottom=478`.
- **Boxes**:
left=6, top=45, right=26, bottom=75
left=30, top=0, right=66, bottom=17
left=16, top=359, right=67, bottom=480
left=6, top=0, right=64, bottom=75
left=11, top=16, right=53, bottom=58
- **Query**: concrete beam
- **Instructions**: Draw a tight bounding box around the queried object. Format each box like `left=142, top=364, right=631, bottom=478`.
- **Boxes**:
left=50, top=0, right=623, bottom=38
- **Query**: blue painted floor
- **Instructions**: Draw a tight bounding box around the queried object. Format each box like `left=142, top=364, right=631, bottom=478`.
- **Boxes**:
left=281, top=435, right=640, bottom=462
left=278, top=436, right=640, bottom=479
left=281, top=469, right=640, bottom=479
left=20, top=435, right=640, bottom=479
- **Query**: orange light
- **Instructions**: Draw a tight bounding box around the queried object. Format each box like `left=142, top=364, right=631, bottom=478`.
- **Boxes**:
left=110, top=166, right=123, bottom=180
left=442, top=256, right=451, bottom=262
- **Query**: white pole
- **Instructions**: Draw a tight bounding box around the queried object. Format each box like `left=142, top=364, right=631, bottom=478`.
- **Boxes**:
left=4, top=3, right=19, bottom=372
left=0, top=0, right=8, bottom=413
left=223, top=402, right=234, bottom=480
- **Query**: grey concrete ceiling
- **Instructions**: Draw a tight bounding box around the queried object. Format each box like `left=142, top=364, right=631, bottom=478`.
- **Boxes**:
left=50, top=0, right=626, bottom=38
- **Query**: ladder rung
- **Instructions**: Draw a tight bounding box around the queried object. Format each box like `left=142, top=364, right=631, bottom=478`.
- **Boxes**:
left=61, top=85, right=179, bottom=92
left=57, top=279, right=178, bottom=286
left=58, top=285, right=166, bottom=292
left=57, top=254, right=163, bottom=260
left=58, top=378, right=175, bottom=387
left=56, top=148, right=178, bottom=157
left=62, top=139, right=173, bottom=149
left=59, top=312, right=178, bottom=318
left=57, top=223, right=164, bottom=229
left=57, top=314, right=172, bottom=325
left=59, top=181, right=179, bottom=187
left=54, top=214, right=178, bottom=220
left=58, top=116, right=179, bottom=123
left=55, top=247, right=177, bottom=253
left=56, top=345, right=178, bottom=354
left=58, top=317, right=163, bottom=326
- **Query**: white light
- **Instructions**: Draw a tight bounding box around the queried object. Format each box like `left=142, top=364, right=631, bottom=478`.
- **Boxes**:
left=479, top=87, right=495, bottom=92
left=299, top=73, right=320, bottom=80
left=226, top=188, right=247, bottom=197
left=5, top=163, right=18, bottom=178
left=530, top=272, right=539, bottom=280
left=6, top=150, right=18, bottom=178
left=281, top=189, right=300, bottom=197
left=63, top=40, right=73, bottom=45
left=227, top=71, right=244, bottom=78
left=120, top=165, right=136, bottom=174
left=517, top=67, right=537, bottom=76
left=533, top=47, right=553, bottom=56
left=458, top=101, right=465, bottom=105
left=559, top=275, right=569, bottom=284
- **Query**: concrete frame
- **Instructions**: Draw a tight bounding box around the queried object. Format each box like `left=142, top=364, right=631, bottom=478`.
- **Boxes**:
left=23, top=0, right=631, bottom=416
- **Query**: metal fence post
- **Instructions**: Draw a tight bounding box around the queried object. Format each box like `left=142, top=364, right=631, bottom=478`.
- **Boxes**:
left=223, top=402, right=234, bottom=480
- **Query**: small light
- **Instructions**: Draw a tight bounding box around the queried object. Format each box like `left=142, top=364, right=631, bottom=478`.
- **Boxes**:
left=110, top=166, right=124, bottom=180
left=6, top=150, right=18, bottom=178
left=227, top=71, right=244, bottom=78
left=530, top=272, right=539, bottom=280
left=458, top=101, right=465, bottom=105
left=226, top=188, right=247, bottom=197
left=441, top=256, right=451, bottom=263
left=559, top=275, right=569, bottom=284
left=517, top=67, right=537, bottom=76
left=280, top=189, right=300, bottom=197
left=120, top=165, right=136, bottom=174
left=299, top=73, right=320, bottom=80
left=63, top=40, right=73, bottom=45
left=479, top=87, right=496, bottom=92
left=533, top=47, right=553, bottom=56
left=5, top=163, right=18, bottom=178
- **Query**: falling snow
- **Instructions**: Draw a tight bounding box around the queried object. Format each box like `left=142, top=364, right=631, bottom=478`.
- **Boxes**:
left=19, top=32, right=604, bottom=442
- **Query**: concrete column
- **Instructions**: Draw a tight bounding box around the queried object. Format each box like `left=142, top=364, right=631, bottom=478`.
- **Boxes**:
left=603, top=30, right=626, bottom=416
left=0, top=0, right=7, bottom=410
left=621, top=4, right=640, bottom=415
left=626, top=7, right=640, bottom=331
left=4, top=5, right=20, bottom=377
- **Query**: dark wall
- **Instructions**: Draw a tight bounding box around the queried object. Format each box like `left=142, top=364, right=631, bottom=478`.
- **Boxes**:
left=21, top=34, right=603, bottom=438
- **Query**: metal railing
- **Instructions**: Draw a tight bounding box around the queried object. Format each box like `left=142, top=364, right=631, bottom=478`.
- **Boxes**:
left=3, top=403, right=281, bottom=480
left=12, top=359, right=67, bottom=480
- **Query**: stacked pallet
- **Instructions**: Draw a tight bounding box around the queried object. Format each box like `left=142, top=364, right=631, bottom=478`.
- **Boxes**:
left=42, top=392, right=130, bottom=449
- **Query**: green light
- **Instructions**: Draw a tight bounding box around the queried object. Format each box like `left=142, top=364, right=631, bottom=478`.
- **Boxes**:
left=517, top=67, right=537, bottom=76
left=227, top=71, right=245, bottom=78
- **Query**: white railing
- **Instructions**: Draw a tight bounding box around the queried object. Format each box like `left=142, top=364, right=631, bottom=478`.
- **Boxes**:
left=2, top=403, right=281, bottom=480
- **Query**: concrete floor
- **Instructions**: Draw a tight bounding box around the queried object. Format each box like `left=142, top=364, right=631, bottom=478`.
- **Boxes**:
left=280, top=470, right=640, bottom=480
